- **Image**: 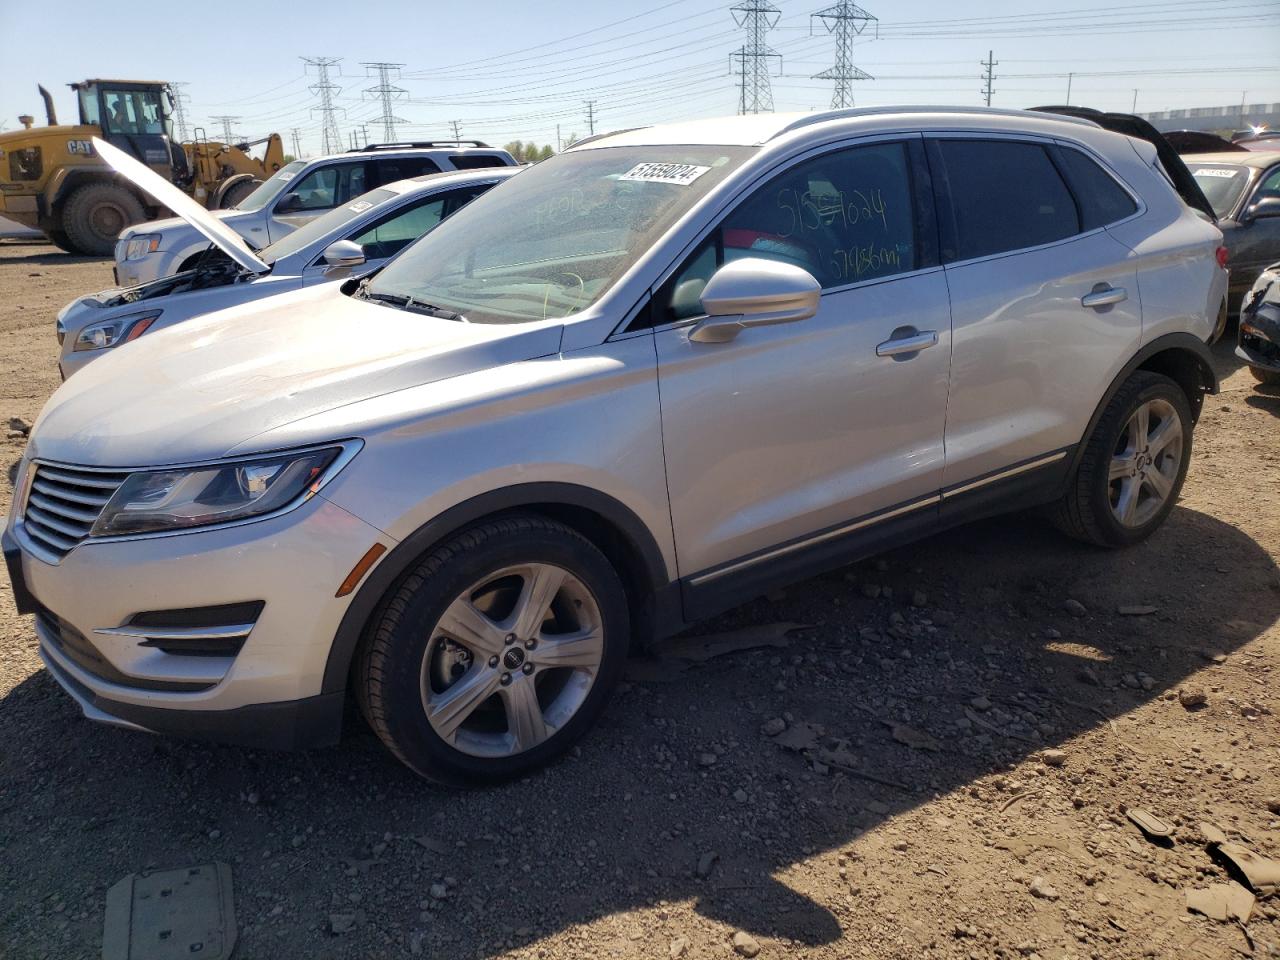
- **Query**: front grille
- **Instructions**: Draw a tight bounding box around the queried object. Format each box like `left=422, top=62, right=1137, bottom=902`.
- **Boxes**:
left=22, top=464, right=131, bottom=559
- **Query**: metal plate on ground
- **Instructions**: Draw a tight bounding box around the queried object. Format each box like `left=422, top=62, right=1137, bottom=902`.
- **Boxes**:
left=103, top=862, right=236, bottom=960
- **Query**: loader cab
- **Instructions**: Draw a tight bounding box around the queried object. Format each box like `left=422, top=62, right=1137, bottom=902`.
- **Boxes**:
left=70, top=80, right=181, bottom=179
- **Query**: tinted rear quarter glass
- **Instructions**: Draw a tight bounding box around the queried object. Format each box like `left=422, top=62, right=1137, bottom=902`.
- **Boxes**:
left=1055, top=147, right=1138, bottom=230
left=934, top=140, right=1079, bottom=261
left=449, top=155, right=510, bottom=170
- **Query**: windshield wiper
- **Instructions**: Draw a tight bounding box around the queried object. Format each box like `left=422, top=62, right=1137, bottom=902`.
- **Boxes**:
left=355, top=279, right=466, bottom=321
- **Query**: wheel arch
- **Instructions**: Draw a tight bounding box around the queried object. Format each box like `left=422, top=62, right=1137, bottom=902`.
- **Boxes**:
left=1067, top=332, right=1218, bottom=479
left=321, top=483, right=680, bottom=696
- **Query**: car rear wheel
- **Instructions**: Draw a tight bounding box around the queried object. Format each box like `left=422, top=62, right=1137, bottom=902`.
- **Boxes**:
left=1054, top=371, right=1192, bottom=547
left=356, top=515, right=629, bottom=785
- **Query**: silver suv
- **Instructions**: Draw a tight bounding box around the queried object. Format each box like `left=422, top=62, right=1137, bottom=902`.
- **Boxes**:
left=114, top=141, right=517, bottom=286
left=5, top=107, right=1228, bottom=785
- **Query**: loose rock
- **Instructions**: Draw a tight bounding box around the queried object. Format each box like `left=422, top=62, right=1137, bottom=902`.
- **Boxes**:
left=1063, top=599, right=1087, bottom=617
left=1179, top=688, right=1208, bottom=710
left=1028, top=876, right=1059, bottom=901
left=1041, top=749, right=1067, bottom=767
left=732, top=930, right=761, bottom=957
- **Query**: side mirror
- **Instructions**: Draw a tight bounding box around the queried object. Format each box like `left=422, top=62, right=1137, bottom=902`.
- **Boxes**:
left=689, top=257, right=821, bottom=344
left=1243, top=197, right=1280, bottom=224
left=323, top=240, right=366, bottom=267
left=276, top=192, right=303, bottom=213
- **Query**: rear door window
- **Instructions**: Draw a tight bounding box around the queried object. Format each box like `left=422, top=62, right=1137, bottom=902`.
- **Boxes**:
left=1054, top=147, right=1138, bottom=230
left=281, top=162, right=369, bottom=212
left=372, top=156, right=442, bottom=185
left=932, top=139, right=1079, bottom=261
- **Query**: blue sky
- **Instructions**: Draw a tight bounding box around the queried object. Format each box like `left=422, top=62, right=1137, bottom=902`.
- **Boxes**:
left=2, top=0, right=1276, bottom=156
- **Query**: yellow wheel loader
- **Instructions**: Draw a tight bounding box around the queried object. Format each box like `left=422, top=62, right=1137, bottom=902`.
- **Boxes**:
left=0, top=80, right=285, bottom=255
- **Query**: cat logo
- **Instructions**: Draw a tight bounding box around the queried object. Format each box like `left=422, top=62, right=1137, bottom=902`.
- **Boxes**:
left=67, top=140, right=95, bottom=157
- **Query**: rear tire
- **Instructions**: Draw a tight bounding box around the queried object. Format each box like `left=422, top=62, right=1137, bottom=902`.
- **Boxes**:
left=216, top=178, right=260, bottom=210
left=1053, top=371, right=1192, bottom=548
left=1250, top=365, right=1280, bottom=386
left=61, top=183, right=145, bottom=256
left=356, top=515, right=629, bottom=786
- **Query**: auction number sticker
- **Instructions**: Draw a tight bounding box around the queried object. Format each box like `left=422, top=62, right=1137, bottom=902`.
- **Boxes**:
left=1195, top=168, right=1240, bottom=178
left=347, top=200, right=373, bottom=213
left=620, top=162, right=711, bottom=186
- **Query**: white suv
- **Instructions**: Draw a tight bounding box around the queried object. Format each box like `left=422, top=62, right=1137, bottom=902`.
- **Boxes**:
left=6, top=107, right=1227, bottom=785
left=113, top=141, right=517, bottom=286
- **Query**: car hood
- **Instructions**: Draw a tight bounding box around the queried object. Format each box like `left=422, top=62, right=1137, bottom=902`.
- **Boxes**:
left=94, top=137, right=269, bottom=275
left=31, top=283, right=564, bottom=466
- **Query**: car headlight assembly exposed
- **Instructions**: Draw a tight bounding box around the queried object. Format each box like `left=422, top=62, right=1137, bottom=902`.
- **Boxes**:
left=72, top=310, right=162, bottom=351
left=123, top=234, right=161, bottom=260
left=91, top=444, right=357, bottom=537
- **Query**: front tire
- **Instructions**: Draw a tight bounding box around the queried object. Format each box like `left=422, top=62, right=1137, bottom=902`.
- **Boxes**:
left=1054, top=371, right=1192, bottom=547
left=356, top=515, right=629, bottom=785
left=61, top=183, right=145, bottom=256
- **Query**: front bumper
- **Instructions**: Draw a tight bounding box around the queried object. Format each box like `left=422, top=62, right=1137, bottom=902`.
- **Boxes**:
left=1238, top=310, right=1280, bottom=374
left=7, top=493, right=393, bottom=750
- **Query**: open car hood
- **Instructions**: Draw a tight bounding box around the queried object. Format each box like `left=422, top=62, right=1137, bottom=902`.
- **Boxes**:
left=1029, top=107, right=1218, bottom=221
left=92, top=137, right=270, bottom=275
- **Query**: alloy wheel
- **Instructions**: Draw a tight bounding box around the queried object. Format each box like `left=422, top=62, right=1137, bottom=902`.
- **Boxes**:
left=1109, top=397, right=1183, bottom=528
left=420, top=563, right=604, bottom=758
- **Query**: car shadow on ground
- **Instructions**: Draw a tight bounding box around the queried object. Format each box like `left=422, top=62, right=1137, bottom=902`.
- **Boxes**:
left=1, top=501, right=1277, bottom=956
left=0, top=239, right=107, bottom=265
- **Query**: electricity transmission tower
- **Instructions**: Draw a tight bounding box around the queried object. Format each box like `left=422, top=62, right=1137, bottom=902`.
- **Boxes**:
left=302, top=57, right=345, bottom=155
left=362, top=62, right=407, bottom=142
left=169, top=82, right=191, bottom=141
left=290, top=127, right=304, bottom=158
left=210, top=116, right=241, bottom=143
left=584, top=100, right=597, bottom=136
left=730, top=1, right=782, bottom=114
left=449, top=120, right=463, bottom=141
left=981, top=50, right=998, bottom=106
left=810, top=2, right=876, bottom=109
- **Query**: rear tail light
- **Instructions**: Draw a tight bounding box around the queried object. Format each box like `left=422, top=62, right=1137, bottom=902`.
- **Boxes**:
left=1216, top=246, right=1229, bottom=269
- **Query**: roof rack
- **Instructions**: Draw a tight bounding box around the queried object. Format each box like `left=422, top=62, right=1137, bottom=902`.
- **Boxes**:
left=770, top=104, right=1097, bottom=140
left=348, top=140, right=491, bottom=152
left=564, top=127, right=650, bottom=150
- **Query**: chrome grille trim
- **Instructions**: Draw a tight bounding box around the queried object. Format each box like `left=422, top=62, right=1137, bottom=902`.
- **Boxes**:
left=21, top=464, right=130, bottom=560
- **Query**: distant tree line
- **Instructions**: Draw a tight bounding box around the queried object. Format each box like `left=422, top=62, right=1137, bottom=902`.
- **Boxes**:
left=503, top=141, right=558, bottom=163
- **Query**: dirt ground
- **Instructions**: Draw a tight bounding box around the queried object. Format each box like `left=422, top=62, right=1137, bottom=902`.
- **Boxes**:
left=1, top=237, right=1278, bottom=960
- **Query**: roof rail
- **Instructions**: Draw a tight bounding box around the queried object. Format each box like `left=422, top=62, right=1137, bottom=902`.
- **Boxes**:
left=769, top=104, right=1097, bottom=140
left=347, top=140, right=492, bottom=152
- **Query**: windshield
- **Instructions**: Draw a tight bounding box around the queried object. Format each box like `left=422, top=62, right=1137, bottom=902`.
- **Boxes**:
left=261, top=187, right=397, bottom=264
left=235, top=159, right=307, bottom=212
left=1188, top=163, right=1251, bottom=218
left=365, top=145, right=754, bottom=324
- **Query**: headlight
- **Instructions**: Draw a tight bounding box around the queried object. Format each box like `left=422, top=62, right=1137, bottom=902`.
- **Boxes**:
left=123, top=234, right=161, bottom=260
left=91, top=444, right=357, bottom=537
left=72, top=310, right=161, bottom=351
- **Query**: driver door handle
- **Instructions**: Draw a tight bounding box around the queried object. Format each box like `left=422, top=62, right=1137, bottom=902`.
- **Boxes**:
left=1081, top=285, right=1128, bottom=309
left=876, top=329, right=939, bottom=357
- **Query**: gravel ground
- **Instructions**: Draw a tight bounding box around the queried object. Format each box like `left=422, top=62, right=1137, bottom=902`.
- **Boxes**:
left=1, top=238, right=1279, bottom=960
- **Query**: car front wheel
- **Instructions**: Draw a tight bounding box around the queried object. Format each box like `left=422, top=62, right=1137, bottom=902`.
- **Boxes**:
left=1054, top=371, right=1193, bottom=547
left=356, top=515, right=629, bottom=785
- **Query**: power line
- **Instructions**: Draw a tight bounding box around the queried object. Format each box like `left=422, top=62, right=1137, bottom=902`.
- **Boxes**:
left=302, top=56, right=345, bottom=155
left=810, top=2, right=877, bottom=109
left=981, top=50, right=998, bottom=106
left=362, top=61, right=408, bottom=142
left=730, top=0, right=783, bottom=114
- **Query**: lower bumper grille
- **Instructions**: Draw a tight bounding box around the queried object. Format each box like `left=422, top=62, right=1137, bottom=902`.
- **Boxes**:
left=36, top=608, right=216, bottom=693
